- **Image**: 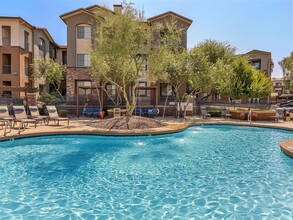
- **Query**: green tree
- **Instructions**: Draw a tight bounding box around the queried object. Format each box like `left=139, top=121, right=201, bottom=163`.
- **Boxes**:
left=279, top=52, right=293, bottom=90
left=31, top=57, right=66, bottom=101
left=148, top=18, right=189, bottom=117
left=250, top=68, right=272, bottom=98
left=91, top=2, right=152, bottom=116
left=224, top=56, right=272, bottom=101
left=189, top=40, right=236, bottom=100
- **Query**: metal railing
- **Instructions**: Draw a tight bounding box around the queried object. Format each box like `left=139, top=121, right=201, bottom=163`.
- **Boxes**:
left=2, top=37, right=11, bottom=46
left=2, top=65, right=11, bottom=74
left=24, top=42, right=29, bottom=51
left=25, top=67, right=29, bottom=76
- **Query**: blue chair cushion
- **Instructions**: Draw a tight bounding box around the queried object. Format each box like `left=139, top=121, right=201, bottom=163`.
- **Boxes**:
left=83, top=108, right=101, bottom=116
left=134, top=108, right=157, bottom=116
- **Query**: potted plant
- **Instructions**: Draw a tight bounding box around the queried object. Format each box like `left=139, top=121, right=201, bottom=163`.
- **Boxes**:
left=98, top=110, right=105, bottom=119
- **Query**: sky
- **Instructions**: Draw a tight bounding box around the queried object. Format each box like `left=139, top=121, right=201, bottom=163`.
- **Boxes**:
left=0, top=0, right=292, bottom=77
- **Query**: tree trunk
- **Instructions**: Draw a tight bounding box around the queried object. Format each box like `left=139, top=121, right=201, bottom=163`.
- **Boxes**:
left=54, top=83, right=65, bottom=101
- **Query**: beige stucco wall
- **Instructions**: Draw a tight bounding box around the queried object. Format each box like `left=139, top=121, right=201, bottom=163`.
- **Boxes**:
left=33, top=29, right=52, bottom=58
left=56, top=48, right=67, bottom=64
left=246, top=51, right=272, bottom=78
left=0, top=20, right=20, bottom=47
left=0, top=19, right=34, bottom=52
left=19, top=23, right=33, bottom=52
left=0, top=47, right=31, bottom=98
left=32, top=29, right=55, bottom=95
left=65, top=13, right=95, bottom=67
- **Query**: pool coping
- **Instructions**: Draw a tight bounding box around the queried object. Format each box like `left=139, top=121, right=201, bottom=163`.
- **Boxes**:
left=1, top=120, right=293, bottom=158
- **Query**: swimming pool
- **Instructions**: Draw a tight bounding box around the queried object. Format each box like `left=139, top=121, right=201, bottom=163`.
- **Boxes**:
left=0, top=125, right=293, bottom=219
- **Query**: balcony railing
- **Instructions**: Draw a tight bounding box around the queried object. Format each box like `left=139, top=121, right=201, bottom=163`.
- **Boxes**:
left=24, top=42, right=29, bottom=51
left=25, top=67, right=29, bottom=76
left=2, top=37, right=11, bottom=46
left=2, top=65, right=11, bottom=74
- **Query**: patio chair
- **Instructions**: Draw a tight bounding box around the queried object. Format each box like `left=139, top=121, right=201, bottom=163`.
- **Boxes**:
left=13, top=105, right=37, bottom=134
left=269, top=108, right=285, bottom=122
left=46, top=105, right=69, bottom=125
left=29, top=106, right=49, bottom=125
left=0, top=119, right=10, bottom=137
left=221, top=107, right=232, bottom=119
left=200, top=106, right=211, bottom=119
left=0, top=105, right=15, bottom=128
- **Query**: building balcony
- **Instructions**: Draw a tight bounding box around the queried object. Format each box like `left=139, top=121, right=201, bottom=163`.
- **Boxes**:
left=24, top=42, right=29, bottom=51
left=2, top=65, right=11, bottom=74
left=2, top=37, right=11, bottom=46
left=25, top=67, right=29, bottom=76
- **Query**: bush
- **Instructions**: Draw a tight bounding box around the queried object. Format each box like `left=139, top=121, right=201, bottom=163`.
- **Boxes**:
left=59, top=110, right=68, bottom=118
left=207, top=110, right=221, bottom=117
left=39, top=92, right=60, bottom=105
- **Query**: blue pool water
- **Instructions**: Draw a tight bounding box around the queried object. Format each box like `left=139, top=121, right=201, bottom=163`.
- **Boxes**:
left=0, top=125, right=293, bottom=219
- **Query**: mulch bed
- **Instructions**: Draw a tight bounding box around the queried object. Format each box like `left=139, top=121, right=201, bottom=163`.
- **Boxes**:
left=84, top=116, right=166, bottom=130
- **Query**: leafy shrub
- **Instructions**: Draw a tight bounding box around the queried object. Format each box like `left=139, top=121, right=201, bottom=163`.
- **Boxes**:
left=59, top=109, right=68, bottom=117
left=39, top=92, right=60, bottom=105
left=207, top=110, right=221, bottom=117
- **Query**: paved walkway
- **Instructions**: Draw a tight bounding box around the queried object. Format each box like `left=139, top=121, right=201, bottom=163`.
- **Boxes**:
left=0, top=116, right=292, bottom=158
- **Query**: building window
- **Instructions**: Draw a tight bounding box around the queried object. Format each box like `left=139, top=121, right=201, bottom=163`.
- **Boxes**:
left=2, top=91, right=11, bottom=98
left=2, top=54, right=11, bottom=74
left=75, top=80, right=92, bottom=95
left=49, top=43, right=56, bottom=59
left=24, top=31, right=29, bottom=51
left=138, top=81, right=147, bottom=96
left=62, top=51, right=67, bottom=65
left=39, top=38, right=46, bottom=57
left=106, top=84, right=116, bottom=96
left=251, top=59, right=261, bottom=70
left=160, top=83, right=173, bottom=96
left=2, top=81, right=11, bottom=86
left=2, top=26, right=11, bottom=46
left=39, top=85, right=44, bottom=95
left=77, top=26, right=91, bottom=39
left=24, top=57, right=29, bottom=76
left=77, top=54, right=90, bottom=67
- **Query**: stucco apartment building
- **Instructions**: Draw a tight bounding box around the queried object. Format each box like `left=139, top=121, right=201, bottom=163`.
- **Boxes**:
left=0, top=17, right=63, bottom=99
left=1, top=4, right=274, bottom=109
left=60, top=4, right=192, bottom=107
left=0, top=17, right=33, bottom=98
left=245, top=49, right=274, bottom=104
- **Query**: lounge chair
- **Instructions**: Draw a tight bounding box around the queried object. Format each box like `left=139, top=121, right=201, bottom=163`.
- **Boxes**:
left=221, top=107, right=232, bottom=119
left=13, top=105, right=37, bottom=134
left=29, top=106, right=49, bottom=125
left=0, top=105, right=15, bottom=127
left=46, top=105, right=69, bottom=125
left=269, top=108, right=285, bottom=122
left=200, top=106, right=211, bottom=119
left=0, top=119, right=10, bottom=137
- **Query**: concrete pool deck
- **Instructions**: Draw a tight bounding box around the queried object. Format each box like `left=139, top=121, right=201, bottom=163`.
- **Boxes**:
left=0, top=116, right=293, bottom=158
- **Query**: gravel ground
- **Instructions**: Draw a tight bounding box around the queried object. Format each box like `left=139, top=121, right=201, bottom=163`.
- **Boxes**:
left=84, top=116, right=166, bottom=130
